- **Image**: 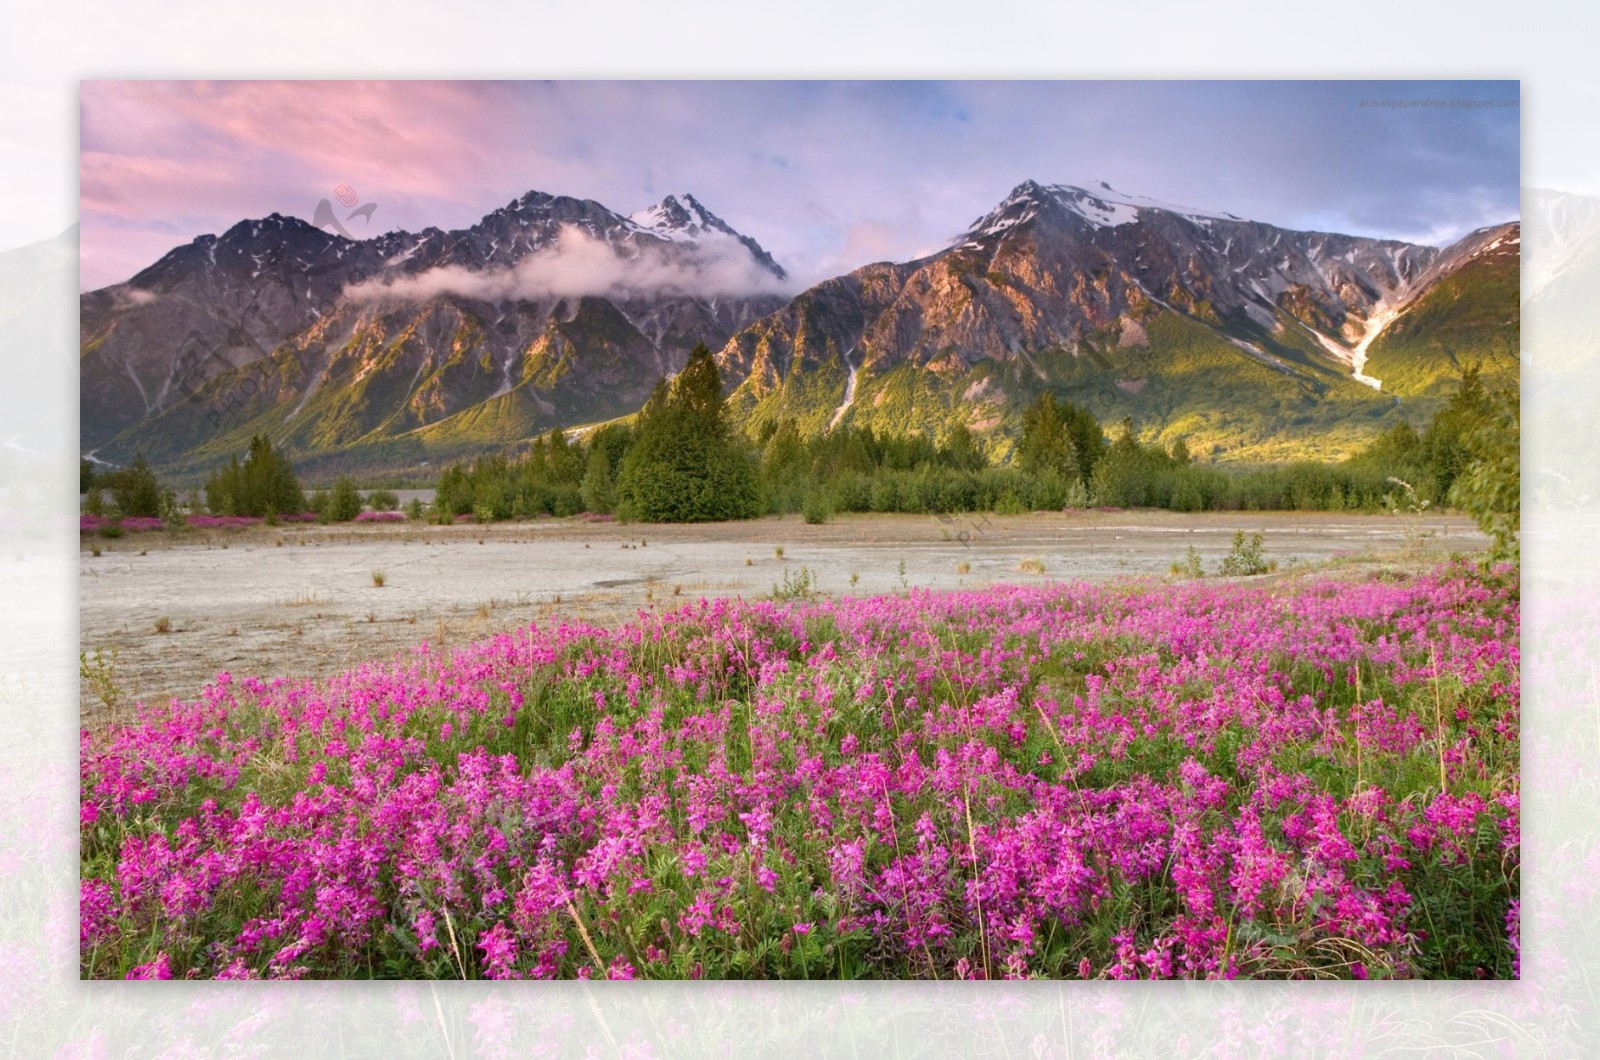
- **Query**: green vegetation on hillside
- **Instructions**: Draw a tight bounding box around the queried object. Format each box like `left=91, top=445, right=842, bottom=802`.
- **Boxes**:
left=1363, top=256, right=1519, bottom=401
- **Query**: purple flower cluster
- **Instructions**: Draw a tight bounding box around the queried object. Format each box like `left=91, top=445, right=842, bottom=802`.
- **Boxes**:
left=354, top=511, right=407, bottom=523
left=80, top=514, right=172, bottom=533
left=185, top=515, right=264, bottom=529
left=79, top=563, right=1518, bottom=980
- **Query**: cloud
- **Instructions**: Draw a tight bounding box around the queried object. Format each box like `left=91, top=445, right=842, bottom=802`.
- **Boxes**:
left=112, top=287, right=158, bottom=309
left=344, top=224, right=793, bottom=305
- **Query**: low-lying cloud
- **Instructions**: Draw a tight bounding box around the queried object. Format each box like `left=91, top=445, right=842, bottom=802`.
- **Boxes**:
left=111, top=286, right=159, bottom=309
left=344, top=224, right=793, bottom=306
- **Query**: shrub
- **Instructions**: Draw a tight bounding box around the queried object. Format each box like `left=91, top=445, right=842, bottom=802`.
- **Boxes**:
left=802, top=489, right=832, bottom=525
left=1218, top=530, right=1269, bottom=576
left=1171, top=544, right=1205, bottom=578
left=105, top=454, right=163, bottom=518
left=772, top=567, right=817, bottom=601
left=327, top=478, right=364, bottom=523
left=78, top=648, right=122, bottom=716
left=367, top=489, right=400, bottom=512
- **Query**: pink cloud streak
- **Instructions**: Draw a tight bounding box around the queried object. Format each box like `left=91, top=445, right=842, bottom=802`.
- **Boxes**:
left=79, top=81, right=586, bottom=289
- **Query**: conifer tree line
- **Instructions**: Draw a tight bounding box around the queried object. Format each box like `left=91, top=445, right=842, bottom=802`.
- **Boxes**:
left=84, top=435, right=403, bottom=525
left=425, top=348, right=1516, bottom=552
left=80, top=346, right=1519, bottom=558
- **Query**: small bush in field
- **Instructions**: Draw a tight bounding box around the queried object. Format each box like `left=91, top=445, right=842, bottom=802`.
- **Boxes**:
left=802, top=490, right=832, bottom=525
left=1218, top=531, right=1269, bottom=576
left=772, top=566, right=817, bottom=601
left=1171, top=545, right=1205, bottom=579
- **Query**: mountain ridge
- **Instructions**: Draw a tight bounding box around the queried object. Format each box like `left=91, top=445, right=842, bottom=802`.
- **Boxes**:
left=80, top=181, right=1518, bottom=477
left=713, top=179, right=1516, bottom=464
left=80, top=188, right=791, bottom=470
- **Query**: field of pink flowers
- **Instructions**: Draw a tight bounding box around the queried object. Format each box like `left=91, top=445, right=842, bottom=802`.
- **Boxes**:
left=79, top=562, right=1518, bottom=980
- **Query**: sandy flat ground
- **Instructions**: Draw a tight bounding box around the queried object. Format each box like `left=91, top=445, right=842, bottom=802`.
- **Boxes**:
left=78, top=509, right=1489, bottom=725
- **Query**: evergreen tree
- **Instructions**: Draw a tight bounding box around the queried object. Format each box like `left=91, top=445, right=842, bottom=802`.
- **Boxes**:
left=942, top=421, right=984, bottom=472
left=1062, top=402, right=1107, bottom=483
left=580, top=445, right=616, bottom=514
left=435, top=465, right=473, bottom=519
left=204, top=435, right=304, bottom=517
left=546, top=429, right=584, bottom=484
left=1450, top=377, right=1520, bottom=563
left=1018, top=392, right=1103, bottom=485
left=1017, top=393, right=1074, bottom=477
left=108, top=454, right=162, bottom=518
left=327, top=477, right=363, bottom=522
left=760, top=420, right=809, bottom=514
left=1420, top=365, right=1494, bottom=501
left=616, top=345, right=760, bottom=522
left=1092, top=419, right=1161, bottom=507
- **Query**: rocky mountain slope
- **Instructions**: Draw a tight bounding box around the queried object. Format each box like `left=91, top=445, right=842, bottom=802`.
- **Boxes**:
left=716, top=180, right=1518, bottom=463
left=81, top=192, right=789, bottom=475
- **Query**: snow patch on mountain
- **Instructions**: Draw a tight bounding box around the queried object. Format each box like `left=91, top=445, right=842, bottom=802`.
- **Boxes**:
left=629, top=193, right=729, bottom=241
left=829, top=347, right=861, bottom=430
left=961, top=179, right=1245, bottom=242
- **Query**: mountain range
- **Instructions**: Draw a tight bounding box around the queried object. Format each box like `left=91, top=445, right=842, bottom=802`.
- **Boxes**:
left=80, top=181, right=1519, bottom=478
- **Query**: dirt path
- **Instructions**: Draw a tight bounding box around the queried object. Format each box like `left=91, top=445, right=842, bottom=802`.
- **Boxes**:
left=79, top=510, right=1488, bottom=724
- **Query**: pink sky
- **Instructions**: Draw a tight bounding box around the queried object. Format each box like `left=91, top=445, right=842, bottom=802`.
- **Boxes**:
left=79, top=80, right=1521, bottom=292
left=80, top=81, right=580, bottom=288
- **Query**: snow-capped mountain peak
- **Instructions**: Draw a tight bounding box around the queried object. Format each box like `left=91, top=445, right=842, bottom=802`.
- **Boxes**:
left=629, top=193, right=787, bottom=281
left=1057, top=181, right=1244, bottom=225
left=630, top=193, right=733, bottom=241
left=963, top=179, right=1245, bottom=243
